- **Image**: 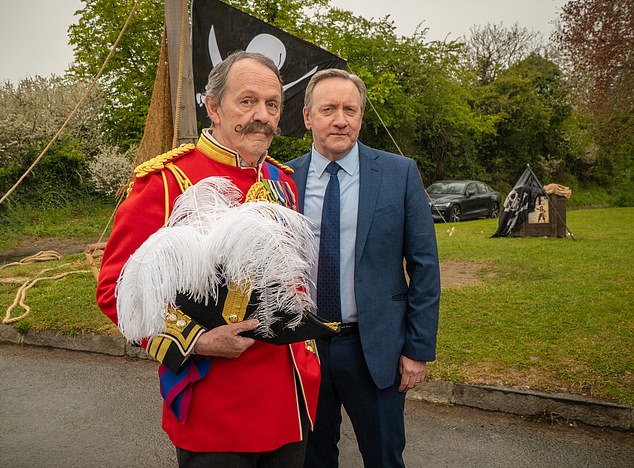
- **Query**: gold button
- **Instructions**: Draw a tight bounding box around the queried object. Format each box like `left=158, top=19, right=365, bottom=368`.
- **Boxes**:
left=176, top=319, right=187, bottom=329
left=304, top=339, right=317, bottom=355
left=167, top=313, right=178, bottom=323
left=228, top=314, right=238, bottom=323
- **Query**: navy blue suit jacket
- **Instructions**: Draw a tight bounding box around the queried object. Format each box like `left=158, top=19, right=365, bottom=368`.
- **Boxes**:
left=288, top=142, right=440, bottom=389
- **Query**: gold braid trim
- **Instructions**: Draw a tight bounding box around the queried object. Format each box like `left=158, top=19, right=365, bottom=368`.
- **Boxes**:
left=245, top=181, right=273, bottom=203
left=147, top=305, right=206, bottom=368
left=265, top=155, right=294, bottom=174
left=129, top=146, right=195, bottom=225
left=133, top=144, right=195, bottom=178
left=125, top=180, right=135, bottom=197
left=222, top=282, right=252, bottom=324
left=165, top=162, right=193, bottom=193
left=160, top=171, right=170, bottom=226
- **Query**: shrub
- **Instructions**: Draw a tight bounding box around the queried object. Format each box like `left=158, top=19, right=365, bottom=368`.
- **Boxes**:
left=88, top=145, right=135, bottom=197
left=0, top=75, right=106, bottom=206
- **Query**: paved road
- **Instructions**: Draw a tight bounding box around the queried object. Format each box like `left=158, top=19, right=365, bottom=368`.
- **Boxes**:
left=1, top=344, right=632, bottom=467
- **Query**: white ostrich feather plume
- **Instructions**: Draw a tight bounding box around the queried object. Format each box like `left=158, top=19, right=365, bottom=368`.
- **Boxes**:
left=115, top=176, right=315, bottom=342
left=167, top=176, right=242, bottom=231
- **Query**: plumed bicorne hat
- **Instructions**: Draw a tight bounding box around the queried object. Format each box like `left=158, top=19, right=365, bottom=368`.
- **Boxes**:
left=115, top=176, right=326, bottom=344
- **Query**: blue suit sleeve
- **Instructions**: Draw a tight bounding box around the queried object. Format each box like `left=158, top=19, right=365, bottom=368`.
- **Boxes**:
left=402, top=159, right=440, bottom=361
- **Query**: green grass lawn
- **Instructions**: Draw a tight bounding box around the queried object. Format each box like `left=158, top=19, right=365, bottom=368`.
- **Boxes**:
left=430, top=207, right=633, bottom=405
left=1, top=204, right=632, bottom=405
left=0, top=199, right=115, bottom=251
left=0, top=199, right=117, bottom=334
left=0, top=256, right=116, bottom=335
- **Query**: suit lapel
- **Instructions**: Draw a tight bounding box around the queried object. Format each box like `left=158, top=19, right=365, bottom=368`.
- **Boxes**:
left=355, top=143, right=382, bottom=270
left=290, top=153, right=310, bottom=213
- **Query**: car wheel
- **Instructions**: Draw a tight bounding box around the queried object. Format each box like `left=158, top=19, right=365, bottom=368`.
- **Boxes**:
left=449, top=205, right=461, bottom=223
left=490, top=202, right=499, bottom=218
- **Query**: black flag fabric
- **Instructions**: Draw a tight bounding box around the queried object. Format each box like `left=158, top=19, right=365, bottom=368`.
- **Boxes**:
left=192, top=0, right=347, bottom=137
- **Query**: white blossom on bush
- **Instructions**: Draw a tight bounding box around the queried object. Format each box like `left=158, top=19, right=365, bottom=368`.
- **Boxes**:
left=0, top=76, right=103, bottom=167
left=88, top=146, right=134, bottom=196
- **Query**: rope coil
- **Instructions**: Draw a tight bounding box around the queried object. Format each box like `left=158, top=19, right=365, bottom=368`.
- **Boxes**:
left=1, top=250, right=93, bottom=324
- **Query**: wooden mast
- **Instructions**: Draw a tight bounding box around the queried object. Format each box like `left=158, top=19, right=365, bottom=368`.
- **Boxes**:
left=164, top=0, right=198, bottom=146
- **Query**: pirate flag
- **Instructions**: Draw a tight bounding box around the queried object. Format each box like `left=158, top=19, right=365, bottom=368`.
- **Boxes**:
left=192, top=0, right=347, bottom=137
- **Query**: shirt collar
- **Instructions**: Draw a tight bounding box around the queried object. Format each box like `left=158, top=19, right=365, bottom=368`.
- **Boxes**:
left=311, top=143, right=359, bottom=178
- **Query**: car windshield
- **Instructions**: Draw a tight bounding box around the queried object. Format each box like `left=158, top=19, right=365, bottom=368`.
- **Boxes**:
left=427, top=182, right=466, bottom=195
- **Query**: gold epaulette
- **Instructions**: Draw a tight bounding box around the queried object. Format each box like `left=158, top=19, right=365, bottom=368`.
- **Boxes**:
left=265, top=155, right=294, bottom=175
left=134, top=144, right=196, bottom=178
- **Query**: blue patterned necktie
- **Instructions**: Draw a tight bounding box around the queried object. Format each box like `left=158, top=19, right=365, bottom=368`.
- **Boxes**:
left=317, top=161, right=342, bottom=323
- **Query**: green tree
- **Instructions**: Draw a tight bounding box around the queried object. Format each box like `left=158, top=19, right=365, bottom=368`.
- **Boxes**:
left=68, top=0, right=164, bottom=151
left=298, top=9, right=494, bottom=184
left=211, top=2, right=492, bottom=182
left=397, top=38, right=496, bottom=183
left=464, top=22, right=543, bottom=84
left=475, top=54, right=571, bottom=187
left=227, top=0, right=329, bottom=36
left=67, top=0, right=334, bottom=154
left=65, top=0, right=578, bottom=193
left=554, top=0, right=633, bottom=202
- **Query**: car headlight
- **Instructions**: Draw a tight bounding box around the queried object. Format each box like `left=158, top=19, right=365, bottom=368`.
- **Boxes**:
left=432, top=202, right=451, bottom=208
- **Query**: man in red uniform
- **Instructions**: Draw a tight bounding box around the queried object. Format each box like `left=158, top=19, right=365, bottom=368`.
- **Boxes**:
left=96, top=51, right=320, bottom=467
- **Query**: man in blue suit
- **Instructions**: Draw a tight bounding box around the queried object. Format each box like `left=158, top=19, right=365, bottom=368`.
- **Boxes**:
left=288, top=69, right=440, bottom=468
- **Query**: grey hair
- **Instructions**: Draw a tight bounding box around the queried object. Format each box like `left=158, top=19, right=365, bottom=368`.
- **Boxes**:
left=204, top=51, right=283, bottom=108
left=304, top=69, right=367, bottom=113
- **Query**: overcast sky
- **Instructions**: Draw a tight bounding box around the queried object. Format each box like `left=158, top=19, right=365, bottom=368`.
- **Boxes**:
left=330, top=0, right=566, bottom=40
left=0, top=0, right=566, bottom=84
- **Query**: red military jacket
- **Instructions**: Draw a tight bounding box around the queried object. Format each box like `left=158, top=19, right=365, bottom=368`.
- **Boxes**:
left=96, top=133, right=320, bottom=452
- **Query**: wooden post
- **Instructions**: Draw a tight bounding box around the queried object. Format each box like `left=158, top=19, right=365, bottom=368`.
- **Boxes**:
left=164, top=0, right=198, bottom=146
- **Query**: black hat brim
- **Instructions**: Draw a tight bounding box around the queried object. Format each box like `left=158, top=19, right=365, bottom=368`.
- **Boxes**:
left=174, top=288, right=337, bottom=344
